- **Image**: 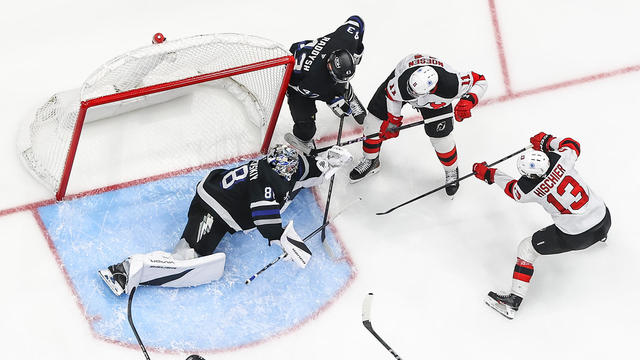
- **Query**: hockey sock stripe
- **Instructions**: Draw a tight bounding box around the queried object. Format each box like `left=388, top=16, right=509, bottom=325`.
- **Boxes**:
left=363, top=139, right=382, bottom=154
left=513, top=258, right=534, bottom=282
left=436, top=146, right=457, bottom=166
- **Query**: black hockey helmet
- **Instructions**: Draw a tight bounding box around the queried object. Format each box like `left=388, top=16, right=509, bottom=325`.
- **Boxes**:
left=327, top=49, right=356, bottom=83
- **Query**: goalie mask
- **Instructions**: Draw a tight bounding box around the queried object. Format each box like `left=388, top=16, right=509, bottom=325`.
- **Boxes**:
left=517, top=150, right=550, bottom=179
left=407, top=66, right=438, bottom=97
left=267, top=144, right=299, bottom=180
left=327, top=49, right=356, bottom=84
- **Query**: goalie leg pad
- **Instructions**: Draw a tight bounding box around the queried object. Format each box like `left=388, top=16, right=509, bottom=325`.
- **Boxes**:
left=124, top=251, right=226, bottom=293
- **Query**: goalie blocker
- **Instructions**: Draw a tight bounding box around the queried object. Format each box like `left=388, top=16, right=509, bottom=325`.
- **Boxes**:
left=98, top=144, right=351, bottom=295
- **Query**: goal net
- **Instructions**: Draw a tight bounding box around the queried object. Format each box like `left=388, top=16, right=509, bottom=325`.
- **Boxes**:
left=18, top=33, right=294, bottom=200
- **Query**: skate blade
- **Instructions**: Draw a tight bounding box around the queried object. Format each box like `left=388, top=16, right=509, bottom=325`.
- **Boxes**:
left=98, top=269, right=125, bottom=296
left=349, top=167, right=380, bottom=184
left=485, top=297, right=516, bottom=319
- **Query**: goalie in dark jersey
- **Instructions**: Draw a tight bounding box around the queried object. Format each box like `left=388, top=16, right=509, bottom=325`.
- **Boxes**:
left=98, top=144, right=352, bottom=296
left=285, top=15, right=367, bottom=153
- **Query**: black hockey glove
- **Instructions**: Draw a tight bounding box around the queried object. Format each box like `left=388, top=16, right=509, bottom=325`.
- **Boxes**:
left=328, top=96, right=352, bottom=118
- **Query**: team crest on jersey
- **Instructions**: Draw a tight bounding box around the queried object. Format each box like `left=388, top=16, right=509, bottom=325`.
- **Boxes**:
left=428, top=102, right=447, bottom=109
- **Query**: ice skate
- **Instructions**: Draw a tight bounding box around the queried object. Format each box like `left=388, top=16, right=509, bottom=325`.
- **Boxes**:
left=485, top=291, right=522, bottom=319
left=284, top=133, right=316, bottom=155
left=98, top=262, right=128, bottom=296
left=349, top=157, right=380, bottom=183
left=444, top=167, right=459, bottom=198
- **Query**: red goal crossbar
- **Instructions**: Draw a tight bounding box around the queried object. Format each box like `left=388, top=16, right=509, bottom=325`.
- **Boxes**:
left=56, top=55, right=294, bottom=201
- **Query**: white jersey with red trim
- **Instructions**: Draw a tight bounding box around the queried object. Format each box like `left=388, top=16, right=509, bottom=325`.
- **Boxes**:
left=493, top=138, right=606, bottom=235
left=384, top=53, right=488, bottom=118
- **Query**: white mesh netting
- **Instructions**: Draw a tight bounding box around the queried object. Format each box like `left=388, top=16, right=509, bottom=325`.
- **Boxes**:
left=18, top=33, right=292, bottom=197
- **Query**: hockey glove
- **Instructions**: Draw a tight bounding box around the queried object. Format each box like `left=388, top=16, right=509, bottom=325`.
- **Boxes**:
left=454, top=93, right=478, bottom=122
left=316, top=146, right=353, bottom=178
left=530, top=132, right=555, bottom=152
left=278, top=221, right=312, bottom=268
left=328, top=96, right=352, bottom=118
left=379, top=115, right=403, bottom=140
left=472, top=162, right=496, bottom=184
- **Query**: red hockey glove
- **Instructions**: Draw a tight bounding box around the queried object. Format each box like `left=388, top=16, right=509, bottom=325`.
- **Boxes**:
left=472, top=162, right=496, bottom=184
left=454, top=93, right=478, bottom=122
left=379, top=115, right=403, bottom=140
left=530, top=132, right=555, bottom=152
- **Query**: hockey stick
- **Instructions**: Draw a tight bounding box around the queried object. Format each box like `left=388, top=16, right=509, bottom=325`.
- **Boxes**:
left=311, top=113, right=452, bottom=155
left=376, top=145, right=532, bottom=215
left=245, top=196, right=361, bottom=285
left=127, top=287, right=206, bottom=360
left=362, top=293, right=403, bottom=360
left=320, top=114, right=345, bottom=260
left=128, top=287, right=151, bottom=360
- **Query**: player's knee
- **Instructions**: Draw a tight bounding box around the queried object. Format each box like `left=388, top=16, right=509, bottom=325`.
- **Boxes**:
left=292, top=117, right=316, bottom=141
left=517, top=236, right=540, bottom=263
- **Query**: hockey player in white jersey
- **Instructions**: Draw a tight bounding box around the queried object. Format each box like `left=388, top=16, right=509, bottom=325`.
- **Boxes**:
left=98, top=144, right=352, bottom=296
left=349, top=53, right=487, bottom=197
left=472, top=132, right=611, bottom=319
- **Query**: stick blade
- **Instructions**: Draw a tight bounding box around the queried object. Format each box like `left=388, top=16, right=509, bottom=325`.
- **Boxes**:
left=362, top=292, right=374, bottom=323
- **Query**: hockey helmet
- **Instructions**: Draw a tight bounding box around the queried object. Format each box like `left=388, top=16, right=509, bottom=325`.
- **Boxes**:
left=267, top=144, right=299, bottom=180
left=407, top=66, right=438, bottom=97
left=327, top=49, right=356, bottom=83
left=517, top=150, right=550, bottom=179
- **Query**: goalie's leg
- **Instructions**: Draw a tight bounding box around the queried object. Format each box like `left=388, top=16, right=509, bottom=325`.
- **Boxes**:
left=99, top=202, right=230, bottom=296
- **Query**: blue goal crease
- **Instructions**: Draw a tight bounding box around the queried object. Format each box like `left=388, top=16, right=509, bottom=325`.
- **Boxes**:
left=37, top=162, right=354, bottom=352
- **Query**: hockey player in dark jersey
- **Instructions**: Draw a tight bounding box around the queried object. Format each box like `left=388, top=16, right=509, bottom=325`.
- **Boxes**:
left=98, top=144, right=352, bottom=296
left=349, top=53, right=487, bottom=198
left=472, top=133, right=611, bottom=319
left=286, top=15, right=367, bottom=152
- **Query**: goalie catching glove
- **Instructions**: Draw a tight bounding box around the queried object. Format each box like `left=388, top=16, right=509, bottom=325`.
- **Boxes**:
left=316, top=145, right=353, bottom=178
left=269, top=220, right=312, bottom=268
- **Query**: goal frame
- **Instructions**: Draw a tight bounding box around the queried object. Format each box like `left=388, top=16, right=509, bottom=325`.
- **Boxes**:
left=55, top=55, right=294, bottom=201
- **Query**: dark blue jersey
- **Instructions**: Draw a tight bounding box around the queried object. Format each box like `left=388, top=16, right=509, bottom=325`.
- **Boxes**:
left=195, top=154, right=324, bottom=240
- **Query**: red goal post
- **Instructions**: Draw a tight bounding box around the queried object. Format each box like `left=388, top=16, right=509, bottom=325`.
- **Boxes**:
left=18, top=33, right=295, bottom=201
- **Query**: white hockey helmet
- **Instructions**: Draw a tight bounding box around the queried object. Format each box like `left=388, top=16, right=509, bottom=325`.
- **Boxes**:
left=407, top=66, right=438, bottom=97
left=517, top=150, right=550, bottom=179
left=267, top=144, right=299, bottom=180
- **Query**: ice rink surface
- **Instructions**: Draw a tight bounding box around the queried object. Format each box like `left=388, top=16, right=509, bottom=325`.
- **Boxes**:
left=1, top=1, right=639, bottom=359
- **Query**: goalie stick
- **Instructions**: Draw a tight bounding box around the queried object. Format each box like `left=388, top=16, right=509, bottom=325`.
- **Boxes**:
left=320, top=114, right=345, bottom=260
left=376, top=145, right=533, bottom=215
left=127, top=286, right=205, bottom=360
left=245, top=196, right=361, bottom=284
left=362, top=293, right=403, bottom=360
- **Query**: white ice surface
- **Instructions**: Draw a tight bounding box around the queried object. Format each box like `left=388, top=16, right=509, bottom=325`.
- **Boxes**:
left=1, top=0, right=639, bottom=359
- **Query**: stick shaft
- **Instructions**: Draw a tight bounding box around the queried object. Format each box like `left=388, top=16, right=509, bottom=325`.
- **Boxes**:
left=320, top=115, right=345, bottom=256
left=312, top=113, right=451, bottom=155
left=127, top=287, right=151, bottom=360
left=377, top=145, right=531, bottom=215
